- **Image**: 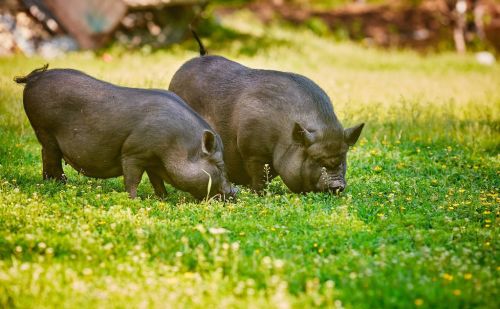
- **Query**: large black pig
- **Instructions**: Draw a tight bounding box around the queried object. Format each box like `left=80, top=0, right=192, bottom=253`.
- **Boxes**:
left=15, top=65, right=235, bottom=200
left=169, top=34, right=364, bottom=193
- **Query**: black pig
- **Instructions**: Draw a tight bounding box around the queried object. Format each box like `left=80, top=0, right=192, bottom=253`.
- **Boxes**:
left=15, top=65, right=235, bottom=200
left=169, top=33, right=364, bottom=193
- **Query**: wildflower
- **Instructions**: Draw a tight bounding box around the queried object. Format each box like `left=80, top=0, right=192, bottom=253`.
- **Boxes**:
left=414, top=299, right=424, bottom=306
left=463, top=273, right=472, bottom=280
left=262, top=256, right=272, bottom=267
left=15, top=246, right=22, bottom=253
left=443, top=273, right=453, bottom=281
left=453, top=289, right=461, bottom=296
left=373, top=165, right=382, bottom=172
left=208, top=227, right=228, bottom=235
left=274, top=259, right=285, bottom=269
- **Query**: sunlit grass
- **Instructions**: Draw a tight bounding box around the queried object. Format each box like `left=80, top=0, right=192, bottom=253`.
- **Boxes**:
left=0, top=11, right=499, bottom=308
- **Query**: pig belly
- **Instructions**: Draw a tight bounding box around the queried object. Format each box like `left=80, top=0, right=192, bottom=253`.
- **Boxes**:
left=56, top=133, right=124, bottom=179
left=62, top=154, right=123, bottom=178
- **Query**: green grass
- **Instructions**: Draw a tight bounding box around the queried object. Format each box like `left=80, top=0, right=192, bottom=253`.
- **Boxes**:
left=1, top=12, right=499, bottom=308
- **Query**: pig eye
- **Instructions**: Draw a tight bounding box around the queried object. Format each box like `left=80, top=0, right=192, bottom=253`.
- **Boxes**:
left=319, top=158, right=344, bottom=170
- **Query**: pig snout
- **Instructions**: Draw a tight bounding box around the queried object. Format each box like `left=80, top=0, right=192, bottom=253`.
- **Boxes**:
left=317, top=169, right=345, bottom=194
left=220, top=185, right=238, bottom=201
left=327, top=180, right=345, bottom=194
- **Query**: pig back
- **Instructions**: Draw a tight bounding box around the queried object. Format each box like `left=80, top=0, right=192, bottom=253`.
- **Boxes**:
left=23, top=69, right=209, bottom=177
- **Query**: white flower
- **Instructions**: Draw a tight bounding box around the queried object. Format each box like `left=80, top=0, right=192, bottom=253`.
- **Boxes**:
left=208, top=227, right=229, bottom=235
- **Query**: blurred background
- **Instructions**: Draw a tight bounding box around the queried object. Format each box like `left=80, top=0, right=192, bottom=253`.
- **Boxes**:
left=0, top=0, right=498, bottom=59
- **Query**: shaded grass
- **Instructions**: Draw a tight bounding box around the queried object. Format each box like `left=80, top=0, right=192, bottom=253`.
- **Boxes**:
left=0, top=12, right=499, bottom=309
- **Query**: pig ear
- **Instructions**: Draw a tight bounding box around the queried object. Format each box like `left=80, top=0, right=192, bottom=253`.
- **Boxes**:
left=292, top=123, right=314, bottom=146
left=344, top=123, right=365, bottom=146
left=202, top=130, right=216, bottom=156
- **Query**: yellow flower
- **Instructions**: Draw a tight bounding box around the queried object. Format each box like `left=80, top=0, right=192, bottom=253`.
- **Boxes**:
left=414, top=299, right=424, bottom=306
left=463, top=273, right=472, bottom=280
left=443, top=273, right=453, bottom=281
left=453, top=289, right=461, bottom=296
left=373, top=165, right=382, bottom=172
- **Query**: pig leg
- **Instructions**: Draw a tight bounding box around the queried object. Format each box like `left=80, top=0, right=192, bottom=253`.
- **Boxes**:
left=146, top=169, right=167, bottom=198
left=122, top=159, right=145, bottom=199
left=37, top=131, right=66, bottom=182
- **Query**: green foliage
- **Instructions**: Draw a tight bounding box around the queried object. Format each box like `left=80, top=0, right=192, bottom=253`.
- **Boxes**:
left=0, top=13, right=499, bottom=308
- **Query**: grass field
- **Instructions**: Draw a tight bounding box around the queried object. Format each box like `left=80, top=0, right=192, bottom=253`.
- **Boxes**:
left=0, top=12, right=499, bottom=308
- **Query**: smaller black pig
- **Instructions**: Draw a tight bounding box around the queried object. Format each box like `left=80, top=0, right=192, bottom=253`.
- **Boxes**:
left=15, top=65, right=235, bottom=200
